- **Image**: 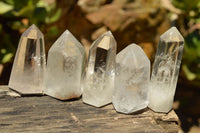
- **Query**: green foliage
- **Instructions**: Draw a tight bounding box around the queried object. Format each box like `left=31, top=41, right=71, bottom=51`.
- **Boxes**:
left=172, top=0, right=200, bottom=12
left=183, top=32, right=200, bottom=81
left=0, top=0, right=61, bottom=64
left=172, top=0, right=200, bottom=81
left=47, top=26, right=59, bottom=37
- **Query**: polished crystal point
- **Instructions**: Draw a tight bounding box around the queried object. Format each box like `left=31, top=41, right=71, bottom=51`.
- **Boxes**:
left=44, top=30, right=86, bottom=100
left=9, top=24, right=46, bottom=94
left=148, top=27, right=184, bottom=113
left=83, top=31, right=116, bottom=107
left=113, top=44, right=150, bottom=114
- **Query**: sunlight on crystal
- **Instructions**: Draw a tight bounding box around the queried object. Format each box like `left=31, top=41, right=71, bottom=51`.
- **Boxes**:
left=83, top=31, right=116, bottom=107
left=148, top=27, right=184, bottom=113
left=9, top=24, right=46, bottom=94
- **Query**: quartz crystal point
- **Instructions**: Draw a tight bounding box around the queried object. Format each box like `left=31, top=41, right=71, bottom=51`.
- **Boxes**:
left=148, top=27, right=184, bottom=113
left=83, top=31, right=116, bottom=107
left=44, top=30, right=86, bottom=100
left=113, top=44, right=150, bottom=114
left=9, top=24, right=46, bottom=94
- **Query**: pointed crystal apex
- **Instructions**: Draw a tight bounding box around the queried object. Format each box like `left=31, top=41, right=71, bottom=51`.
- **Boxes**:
left=113, top=43, right=150, bottom=114
left=44, top=29, right=86, bottom=100
left=102, top=31, right=114, bottom=40
left=51, top=29, right=85, bottom=56
left=59, top=29, right=71, bottom=39
left=160, top=27, right=184, bottom=42
left=8, top=24, right=46, bottom=94
left=58, top=29, right=77, bottom=39
left=91, top=31, right=116, bottom=50
left=83, top=31, right=117, bottom=107
left=117, top=44, right=149, bottom=67
left=98, top=35, right=110, bottom=50
left=22, top=24, right=43, bottom=39
left=105, top=30, right=112, bottom=36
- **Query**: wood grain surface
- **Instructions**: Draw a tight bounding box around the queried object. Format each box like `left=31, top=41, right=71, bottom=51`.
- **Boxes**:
left=0, top=86, right=179, bottom=133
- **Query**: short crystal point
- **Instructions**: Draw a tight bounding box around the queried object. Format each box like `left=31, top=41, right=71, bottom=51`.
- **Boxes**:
left=9, top=24, right=46, bottom=94
left=83, top=31, right=116, bottom=107
left=44, top=30, right=86, bottom=100
left=112, top=44, right=150, bottom=114
left=148, top=27, right=184, bottom=113
left=160, top=27, right=184, bottom=42
left=22, top=24, right=43, bottom=39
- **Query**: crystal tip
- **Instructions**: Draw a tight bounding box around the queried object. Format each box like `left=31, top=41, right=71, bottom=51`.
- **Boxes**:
left=22, top=24, right=43, bottom=38
left=105, top=30, right=113, bottom=36
left=30, top=24, right=37, bottom=28
left=29, top=24, right=40, bottom=31
left=63, top=29, right=70, bottom=35
left=160, top=26, right=184, bottom=42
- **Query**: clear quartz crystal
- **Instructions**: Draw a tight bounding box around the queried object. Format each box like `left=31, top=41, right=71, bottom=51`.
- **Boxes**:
left=9, top=24, right=46, bottom=94
left=113, top=44, right=150, bottom=114
left=148, top=27, right=184, bottom=113
left=44, top=30, right=86, bottom=100
left=83, top=31, right=116, bottom=107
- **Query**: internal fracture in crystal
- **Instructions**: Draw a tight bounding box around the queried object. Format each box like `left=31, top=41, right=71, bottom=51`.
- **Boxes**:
left=44, top=30, right=86, bottom=100
left=83, top=31, right=116, bottom=107
left=9, top=24, right=46, bottom=94
left=148, top=27, right=184, bottom=113
left=112, top=44, right=150, bottom=114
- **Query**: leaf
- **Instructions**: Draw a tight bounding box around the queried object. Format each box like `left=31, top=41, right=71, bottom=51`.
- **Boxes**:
left=8, top=21, right=24, bottom=30
left=34, top=7, right=47, bottom=22
left=46, top=9, right=61, bottom=23
left=0, top=1, right=13, bottom=14
left=0, top=49, right=6, bottom=54
left=4, top=0, right=14, bottom=5
left=182, top=64, right=197, bottom=80
left=12, top=4, right=34, bottom=17
left=2, top=53, right=13, bottom=63
left=46, top=26, right=59, bottom=37
left=13, top=0, right=29, bottom=10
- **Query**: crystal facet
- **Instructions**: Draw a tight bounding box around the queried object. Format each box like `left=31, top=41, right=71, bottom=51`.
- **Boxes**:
left=9, top=24, right=46, bottom=94
left=83, top=31, right=116, bottom=107
left=148, top=27, right=184, bottom=113
left=112, top=44, right=150, bottom=114
left=44, top=30, right=86, bottom=100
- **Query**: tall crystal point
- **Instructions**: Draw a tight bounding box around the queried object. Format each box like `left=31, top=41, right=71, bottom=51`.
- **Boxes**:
left=9, top=24, right=46, bottom=94
left=83, top=31, right=116, bottom=107
left=44, top=30, right=86, bottom=100
left=148, top=27, right=184, bottom=113
left=113, top=44, right=150, bottom=114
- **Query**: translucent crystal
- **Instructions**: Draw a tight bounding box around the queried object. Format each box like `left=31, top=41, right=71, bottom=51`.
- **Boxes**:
left=44, top=30, right=86, bottom=100
left=9, top=24, right=46, bottom=94
left=83, top=31, right=116, bottom=107
left=112, top=44, right=150, bottom=114
left=148, top=27, right=184, bottom=113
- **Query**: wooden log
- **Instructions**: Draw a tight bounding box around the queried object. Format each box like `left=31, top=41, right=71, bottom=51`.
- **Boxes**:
left=0, top=86, right=179, bottom=133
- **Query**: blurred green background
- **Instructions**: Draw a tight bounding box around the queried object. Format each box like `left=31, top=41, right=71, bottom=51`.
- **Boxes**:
left=0, top=0, right=199, bottom=132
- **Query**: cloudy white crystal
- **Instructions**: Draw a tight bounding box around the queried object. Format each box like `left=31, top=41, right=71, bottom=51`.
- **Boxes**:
left=112, top=44, right=150, bottom=114
left=83, top=31, right=116, bottom=107
left=148, top=27, right=184, bottom=113
left=44, top=30, right=86, bottom=100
